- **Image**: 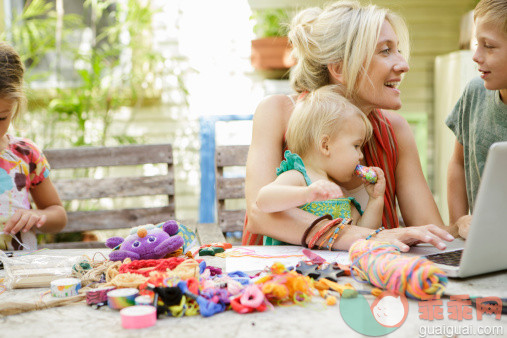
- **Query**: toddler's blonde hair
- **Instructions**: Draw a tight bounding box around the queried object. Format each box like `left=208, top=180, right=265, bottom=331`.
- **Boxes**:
left=286, top=85, right=372, bottom=158
left=474, top=0, right=507, bottom=33
left=288, top=0, right=409, bottom=98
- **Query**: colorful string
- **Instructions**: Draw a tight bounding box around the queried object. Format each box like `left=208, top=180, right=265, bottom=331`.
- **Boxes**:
left=349, top=239, right=448, bottom=300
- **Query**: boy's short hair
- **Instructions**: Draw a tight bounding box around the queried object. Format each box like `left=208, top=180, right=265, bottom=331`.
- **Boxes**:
left=286, top=85, right=372, bottom=158
left=474, top=0, right=507, bottom=33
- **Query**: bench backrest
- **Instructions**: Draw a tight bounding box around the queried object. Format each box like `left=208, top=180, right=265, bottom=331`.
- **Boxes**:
left=215, top=145, right=249, bottom=233
left=43, top=144, right=175, bottom=248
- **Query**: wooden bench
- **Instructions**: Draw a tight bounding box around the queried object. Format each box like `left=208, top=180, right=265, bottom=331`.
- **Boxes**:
left=41, top=144, right=176, bottom=249
left=215, top=145, right=249, bottom=238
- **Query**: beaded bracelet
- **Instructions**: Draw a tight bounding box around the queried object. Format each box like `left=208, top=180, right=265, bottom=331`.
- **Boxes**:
left=324, top=218, right=353, bottom=250
left=365, top=226, right=385, bottom=240
left=301, top=214, right=333, bottom=247
left=318, top=218, right=343, bottom=250
left=308, top=218, right=341, bottom=249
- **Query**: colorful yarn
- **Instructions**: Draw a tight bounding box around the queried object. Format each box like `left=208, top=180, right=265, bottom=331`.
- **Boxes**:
left=119, top=257, right=185, bottom=277
left=349, top=239, right=448, bottom=300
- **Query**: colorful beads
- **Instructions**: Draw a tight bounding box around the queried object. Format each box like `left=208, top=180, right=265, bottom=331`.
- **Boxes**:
left=365, top=226, right=385, bottom=240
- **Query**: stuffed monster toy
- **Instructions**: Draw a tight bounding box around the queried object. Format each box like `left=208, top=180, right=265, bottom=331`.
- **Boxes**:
left=106, top=220, right=184, bottom=261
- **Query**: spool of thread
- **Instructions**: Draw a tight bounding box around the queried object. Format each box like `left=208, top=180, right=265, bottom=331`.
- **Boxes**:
left=349, top=239, right=448, bottom=300
left=120, top=305, right=157, bottom=329
left=107, top=288, right=139, bottom=310
left=135, top=295, right=152, bottom=306
left=50, top=278, right=81, bottom=298
left=86, top=286, right=116, bottom=306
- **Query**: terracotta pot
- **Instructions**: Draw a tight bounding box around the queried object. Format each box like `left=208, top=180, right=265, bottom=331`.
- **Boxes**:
left=251, top=36, right=296, bottom=70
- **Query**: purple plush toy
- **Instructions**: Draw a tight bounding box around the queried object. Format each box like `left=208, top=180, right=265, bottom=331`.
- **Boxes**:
left=105, top=220, right=184, bottom=261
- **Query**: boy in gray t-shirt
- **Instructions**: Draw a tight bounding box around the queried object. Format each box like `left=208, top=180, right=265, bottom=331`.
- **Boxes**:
left=446, top=0, right=507, bottom=239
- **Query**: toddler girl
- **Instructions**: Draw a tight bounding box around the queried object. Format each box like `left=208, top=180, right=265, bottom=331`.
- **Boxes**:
left=256, top=85, right=385, bottom=245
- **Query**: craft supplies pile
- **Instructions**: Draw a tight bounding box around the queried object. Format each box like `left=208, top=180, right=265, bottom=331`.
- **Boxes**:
left=0, top=220, right=449, bottom=329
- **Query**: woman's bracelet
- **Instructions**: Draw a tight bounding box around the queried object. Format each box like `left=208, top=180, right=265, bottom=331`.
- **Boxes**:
left=325, top=218, right=353, bottom=250
left=318, top=218, right=343, bottom=250
left=309, top=218, right=341, bottom=249
left=365, top=226, right=385, bottom=240
left=301, top=214, right=333, bottom=248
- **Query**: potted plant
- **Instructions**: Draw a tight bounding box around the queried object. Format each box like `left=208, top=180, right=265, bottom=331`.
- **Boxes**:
left=250, top=9, right=296, bottom=73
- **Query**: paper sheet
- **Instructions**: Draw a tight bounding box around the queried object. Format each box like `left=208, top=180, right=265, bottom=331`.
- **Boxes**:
left=224, top=246, right=351, bottom=272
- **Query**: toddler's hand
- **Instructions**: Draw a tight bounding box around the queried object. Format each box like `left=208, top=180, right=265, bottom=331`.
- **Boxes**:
left=364, top=167, right=385, bottom=199
left=307, top=180, right=344, bottom=203
left=3, top=209, right=47, bottom=235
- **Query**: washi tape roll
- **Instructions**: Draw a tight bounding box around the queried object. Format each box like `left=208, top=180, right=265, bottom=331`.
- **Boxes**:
left=107, top=288, right=139, bottom=310
left=135, top=295, right=152, bottom=306
left=50, top=278, right=81, bottom=298
left=86, top=286, right=116, bottom=306
left=120, top=305, right=157, bottom=329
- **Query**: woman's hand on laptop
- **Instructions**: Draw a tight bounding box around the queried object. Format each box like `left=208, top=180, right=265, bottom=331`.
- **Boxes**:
left=455, top=215, right=472, bottom=239
left=375, top=224, right=455, bottom=252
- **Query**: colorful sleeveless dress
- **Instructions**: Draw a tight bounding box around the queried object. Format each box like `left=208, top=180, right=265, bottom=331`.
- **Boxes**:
left=243, top=109, right=400, bottom=246
left=263, top=150, right=363, bottom=246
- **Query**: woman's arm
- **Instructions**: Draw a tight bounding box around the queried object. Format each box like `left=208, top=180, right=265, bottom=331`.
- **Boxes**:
left=386, top=113, right=445, bottom=218
left=447, top=139, right=468, bottom=224
left=245, top=95, right=316, bottom=242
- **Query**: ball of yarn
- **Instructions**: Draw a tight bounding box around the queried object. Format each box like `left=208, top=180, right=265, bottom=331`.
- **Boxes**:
left=349, top=239, right=448, bottom=300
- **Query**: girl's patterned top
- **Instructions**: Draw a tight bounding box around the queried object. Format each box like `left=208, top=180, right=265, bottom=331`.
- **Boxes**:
left=0, top=135, right=50, bottom=250
left=264, top=150, right=363, bottom=246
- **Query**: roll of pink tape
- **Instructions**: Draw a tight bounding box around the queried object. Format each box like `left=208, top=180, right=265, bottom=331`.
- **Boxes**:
left=120, top=305, right=157, bottom=329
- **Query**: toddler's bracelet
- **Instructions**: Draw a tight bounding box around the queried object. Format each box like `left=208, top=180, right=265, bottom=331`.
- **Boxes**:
left=309, top=218, right=341, bottom=249
left=325, top=218, right=353, bottom=250
left=365, top=226, right=385, bottom=240
left=301, top=214, right=332, bottom=248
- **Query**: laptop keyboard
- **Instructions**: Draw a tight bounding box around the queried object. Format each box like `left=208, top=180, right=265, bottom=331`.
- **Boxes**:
left=425, top=249, right=463, bottom=266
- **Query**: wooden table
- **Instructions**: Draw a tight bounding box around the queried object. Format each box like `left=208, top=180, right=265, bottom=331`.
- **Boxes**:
left=1, top=248, right=506, bottom=337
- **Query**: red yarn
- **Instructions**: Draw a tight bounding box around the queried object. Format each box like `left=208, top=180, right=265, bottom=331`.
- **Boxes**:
left=119, top=257, right=186, bottom=277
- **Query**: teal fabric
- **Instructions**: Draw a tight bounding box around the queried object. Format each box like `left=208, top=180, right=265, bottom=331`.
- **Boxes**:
left=446, top=77, right=507, bottom=212
left=264, top=151, right=363, bottom=246
left=277, top=150, right=312, bottom=186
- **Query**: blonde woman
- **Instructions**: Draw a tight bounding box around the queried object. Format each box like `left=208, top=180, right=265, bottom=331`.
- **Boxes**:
left=244, top=0, right=456, bottom=251
left=256, top=86, right=387, bottom=246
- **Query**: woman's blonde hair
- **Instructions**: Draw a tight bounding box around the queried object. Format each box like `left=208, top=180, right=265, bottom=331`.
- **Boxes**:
left=474, top=0, right=507, bottom=33
left=288, top=0, right=409, bottom=97
left=286, top=85, right=372, bottom=158
left=0, top=42, right=26, bottom=119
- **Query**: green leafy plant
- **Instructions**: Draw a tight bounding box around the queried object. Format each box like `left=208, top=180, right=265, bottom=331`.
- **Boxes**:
left=251, top=9, right=291, bottom=38
left=5, top=0, right=187, bottom=148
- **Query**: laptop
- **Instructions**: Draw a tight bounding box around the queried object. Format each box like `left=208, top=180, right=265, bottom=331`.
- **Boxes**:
left=409, top=141, right=507, bottom=278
